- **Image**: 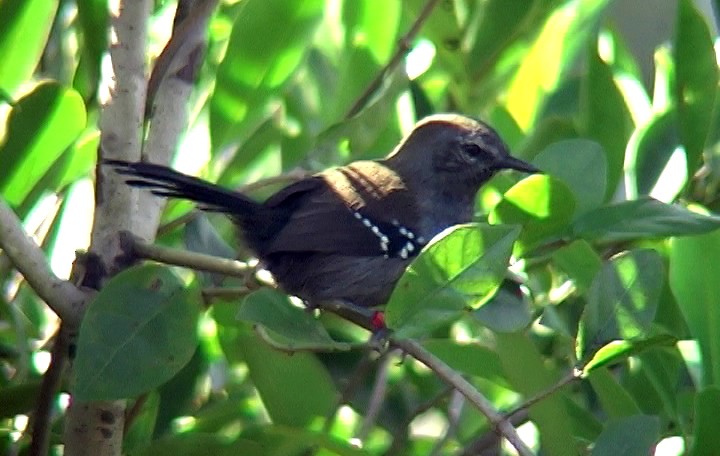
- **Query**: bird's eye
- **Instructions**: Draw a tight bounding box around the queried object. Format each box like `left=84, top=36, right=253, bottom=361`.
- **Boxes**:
left=461, top=143, right=483, bottom=157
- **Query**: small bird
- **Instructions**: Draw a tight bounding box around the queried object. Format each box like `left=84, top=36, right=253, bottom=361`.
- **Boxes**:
left=107, top=114, right=538, bottom=307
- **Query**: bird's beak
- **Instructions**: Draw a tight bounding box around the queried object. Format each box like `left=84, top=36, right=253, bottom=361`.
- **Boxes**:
left=498, top=156, right=541, bottom=174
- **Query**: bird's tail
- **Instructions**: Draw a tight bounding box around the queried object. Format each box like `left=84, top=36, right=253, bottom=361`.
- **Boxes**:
left=104, top=160, right=262, bottom=217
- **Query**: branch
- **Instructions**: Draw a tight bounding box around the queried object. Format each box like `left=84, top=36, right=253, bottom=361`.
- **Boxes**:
left=121, top=232, right=253, bottom=278
left=344, top=0, right=442, bottom=118
left=0, top=198, right=85, bottom=324
left=139, top=0, right=218, bottom=239
left=390, top=338, right=534, bottom=456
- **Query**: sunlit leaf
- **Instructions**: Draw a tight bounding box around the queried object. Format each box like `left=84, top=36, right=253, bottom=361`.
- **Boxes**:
left=0, top=82, right=87, bottom=205
left=0, top=0, right=58, bottom=93
left=385, top=224, right=519, bottom=338
left=489, top=174, right=575, bottom=253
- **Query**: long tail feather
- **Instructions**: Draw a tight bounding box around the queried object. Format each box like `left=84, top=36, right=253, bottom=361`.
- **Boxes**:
left=104, top=160, right=261, bottom=217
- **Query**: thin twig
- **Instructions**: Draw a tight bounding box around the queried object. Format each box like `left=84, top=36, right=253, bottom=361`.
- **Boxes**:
left=322, top=350, right=377, bottom=434
left=28, top=325, right=71, bottom=456
left=503, top=369, right=581, bottom=420
left=121, top=232, right=252, bottom=278
left=391, top=338, right=534, bottom=456
left=356, top=349, right=397, bottom=441
left=344, top=0, right=443, bottom=118
left=429, top=390, right=465, bottom=456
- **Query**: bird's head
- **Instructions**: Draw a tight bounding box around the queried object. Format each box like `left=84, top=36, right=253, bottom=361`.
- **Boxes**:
left=387, top=114, right=539, bottom=194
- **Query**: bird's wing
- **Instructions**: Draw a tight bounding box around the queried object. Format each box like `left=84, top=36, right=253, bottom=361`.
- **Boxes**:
left=262, top=163, right=422, bottom=258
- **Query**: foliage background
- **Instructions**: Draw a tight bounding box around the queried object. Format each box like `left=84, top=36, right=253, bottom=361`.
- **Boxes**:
left=1, top=0, right=719, bottom=455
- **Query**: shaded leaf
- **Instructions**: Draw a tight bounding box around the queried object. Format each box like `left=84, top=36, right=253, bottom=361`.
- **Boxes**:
left=572, top=197, right=720, bottom=242
left=674, top=0, right=719, bottom=178
left=237, top=332, right=336, bottom=426
left=670, top=228, right=720, bottom=387
left=74, top=266, right=200, bottom=401
left=579, top=249, right=663, bottom=360
left=591, top=415, right=660, bottom=456
left=237, top=289, right=350, bottom=351
left=532, top=139, right=607, bottom=215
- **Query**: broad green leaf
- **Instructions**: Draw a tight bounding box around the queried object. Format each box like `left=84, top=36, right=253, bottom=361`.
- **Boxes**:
left=472, top=280, right=532, bottom=332
left=210, top=0, right=324, bottom=150
left=246, top=425, right=371, bottom=456
left=591, top=415, right=660, bottom=456
left=690, top=387, right=720, bottom=455
left=674, top=0, right=719, bottom=178
left=74, top=265, right=200, bottom=401
left=581, top=48, right=632, bottom=199
left=74, top=0, right=108, bottom=99
left=495, top=332, right=575, bottom=456
left=0, top=0, right=58, bottom=93
left=572, top=197, right=720, bottom=242
left=587, top=367, right=641, bottom=418
left=551, top=240, right=602, bottom=292
left=670, top=229, right=720, bottom=387
left=237, top=332, right=336, bottom=427
left=579, top=250, right=663, bottom=360
left=0, top=82, right=87, bottom=205
left=489, top=174, right=575, bottom=253
left=422, top=339, right=509, bottom=387
left=532, top=139, right=607, bottom=215
left=505, top=0, right=612, bottom=129
left=385, top=224, right=520, bottom=339
left=237, top=289, right=350, bottom=351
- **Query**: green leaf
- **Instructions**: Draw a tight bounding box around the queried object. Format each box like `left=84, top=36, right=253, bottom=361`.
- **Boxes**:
left=385, top=224, right=520, bottom=338
left=0, top=82, right=87, bottom=205
left=422, top=339, right=509, bottom=387
left=587, top=367, right=642, bottom=418
left=505, top=0, right=612, bottom=129
left=532, top=139, right=607, bottom=215
left=237, top=289, right=350, bottom=351
left=551, top=240, right=602, bottom=292
left=0, top=0, right=58, bottom=93
left=489, top=174, right=576, bottom=253
left=495, top=332, right=575, bottom=456
left=237, top=332, right=336, bottom=427
left=74, top=265, right=200, bottom=401
left=670, top=229, right=720, bottom=387
left=591, top=415, right=660, bottom=456
left=674, top=0, right=719, bottom=178
left=690, top=387, right=720, bottom=455
left=210, top=0, right=324, bottom=150
left=579, top=249, right=663, bottom=360
left=572, top=197, right=720, bottom=242
left=581, top=47, right=632, bottom=199
left=472, top=280, right=532, bottom=332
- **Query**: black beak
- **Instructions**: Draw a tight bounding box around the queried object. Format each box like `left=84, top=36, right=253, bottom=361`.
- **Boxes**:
left=498, top=155, right=541, bottom=174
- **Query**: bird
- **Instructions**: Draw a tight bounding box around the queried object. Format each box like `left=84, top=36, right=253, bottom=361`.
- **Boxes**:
left=106, top=114, right=539, bottom=308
